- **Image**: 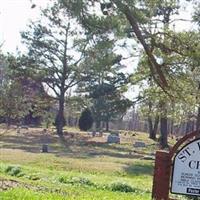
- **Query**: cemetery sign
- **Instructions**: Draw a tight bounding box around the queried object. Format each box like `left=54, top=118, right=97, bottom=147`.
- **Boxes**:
left=171, top=138, right=200, bottom=196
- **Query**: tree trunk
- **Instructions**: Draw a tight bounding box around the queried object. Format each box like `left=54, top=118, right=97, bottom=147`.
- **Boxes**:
left=160, top=116, right=168, bottom=148
left=148, top=116, right=159, bottom=140
left=148, top=117, right=153, bottom=139
left=147, top=99, right=159, bottom=140
left=196, top=83, right=200, bottom=137
left=106, top=120, right=109, bottom=132
left=191, top=120, right=195, bottom=132
left=160, top=102, right=168, bottom=148
left=196, top=107, right=200, bottom=131
left=6, top=116, right=11, bottom=129
left=154, top=116, right=159, bottom=138
left=55, top=92, right=65, bottom=136
left=186, top=119, right=193, bottom=134
left=95, top=120, right=101, bottom=131
left=170, top=120, right=174, bottom=135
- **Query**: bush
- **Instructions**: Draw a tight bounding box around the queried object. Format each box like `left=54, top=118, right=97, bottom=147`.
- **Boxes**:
left=78, top=108, right=93, bottom=131
left=58, top=175, right=68, bottom=184
left=58, top=176, right=95, bottom=187
left=109, top=182, right=135, bottom=193
left=69, top=177, right=95, bottom=186
left=5, top=166, right=24, bottom=177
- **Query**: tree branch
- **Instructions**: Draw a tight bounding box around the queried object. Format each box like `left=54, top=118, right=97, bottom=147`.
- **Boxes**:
left=112, top=1, right=168, bottom=89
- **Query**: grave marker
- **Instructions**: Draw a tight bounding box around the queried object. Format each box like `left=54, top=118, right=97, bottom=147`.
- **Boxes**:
left=107, top=134, right=120, bottom=144
left=133, top=141, right=146, bottom=148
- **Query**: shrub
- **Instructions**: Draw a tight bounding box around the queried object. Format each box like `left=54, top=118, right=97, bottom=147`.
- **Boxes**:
left=5, top=166, right=24, bottom=177
left=58, top=176, right=95, bottom=187
left=109, top=182, right=135, bottom=193
left=69, top=177, right=95, bottom=186
left=78, top=108, right=93, bottom=131
left=58, top=175, right=68, bottom=184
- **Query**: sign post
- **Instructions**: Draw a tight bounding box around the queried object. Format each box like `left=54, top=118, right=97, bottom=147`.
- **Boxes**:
left=152, top=151, right=171, bottom=200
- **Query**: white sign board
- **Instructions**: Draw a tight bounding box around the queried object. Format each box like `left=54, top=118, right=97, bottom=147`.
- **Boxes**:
left=171, top=138, right=200, bottom=196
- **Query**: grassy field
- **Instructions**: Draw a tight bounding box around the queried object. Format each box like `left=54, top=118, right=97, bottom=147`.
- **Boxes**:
left=0, top=126, right=185, bottom=200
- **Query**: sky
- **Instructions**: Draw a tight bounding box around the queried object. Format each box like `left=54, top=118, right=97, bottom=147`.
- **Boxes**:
left=0, top=0, right=195, bottom=54
left=0, top=0, right=50, bottom=53
left=0, top=0, right=195, bottom=100
left=0, top=0, right=194, bottom=67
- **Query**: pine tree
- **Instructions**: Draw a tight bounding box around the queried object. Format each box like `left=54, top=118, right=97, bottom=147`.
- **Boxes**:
left=78, top=108, right=93, bottom=131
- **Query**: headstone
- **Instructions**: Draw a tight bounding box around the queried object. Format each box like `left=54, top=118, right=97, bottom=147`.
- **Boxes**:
left=20, top=125, right=29, bottom=129
left=92, top=131, right=96, bottom=137
left=107, top=134, right=120, bottom=144
left=17, top=128, right=21, bottom=134
left=99, top=130, right=103, bottom=137
left=133, top=141, right=146, bottom=148
left=42, top=144, right=48, bottom=153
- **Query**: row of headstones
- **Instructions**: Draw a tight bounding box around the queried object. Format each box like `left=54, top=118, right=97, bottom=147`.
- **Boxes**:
left=91, top=131, right=146, bottom=147
left=107, top=135, right=146, bottom=147
left=41, top=142, right=146, bottom=154
left=41, top=133, right=146, bottom=153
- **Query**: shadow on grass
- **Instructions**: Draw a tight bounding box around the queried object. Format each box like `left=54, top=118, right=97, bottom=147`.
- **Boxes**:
left=0, top=133, right=72, bottom=154
left=90, top=142, right=131, bottom=153
left=1, top=135, right=144, bottom=160
left=79, top=142, right=152, bottom=160
left=0, top=130, right=154, bottom=161
left=124, top=163, right=153, bottom=176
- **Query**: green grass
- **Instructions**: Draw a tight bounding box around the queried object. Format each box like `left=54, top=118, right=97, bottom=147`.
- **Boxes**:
left=1, top=188, right=68, bottom=200
left=0, top=127, right=178, bottom=199
left=0, top=187, right=151, bottom=200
